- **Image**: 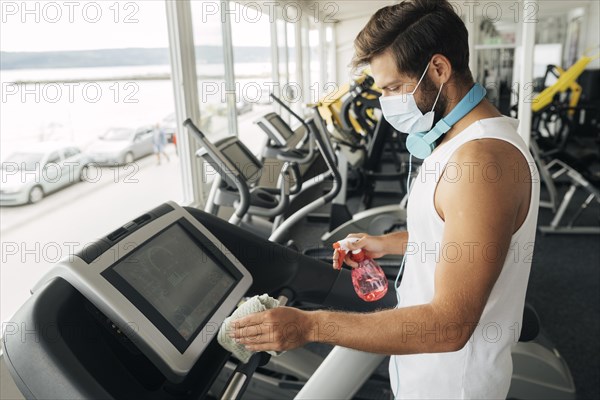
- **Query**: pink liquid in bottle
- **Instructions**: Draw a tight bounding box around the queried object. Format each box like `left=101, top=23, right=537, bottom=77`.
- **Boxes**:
left=350, top=249, right=388, bottom=302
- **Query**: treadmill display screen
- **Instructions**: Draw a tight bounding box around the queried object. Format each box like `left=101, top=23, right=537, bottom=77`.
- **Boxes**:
left=221, top=142, right=261, bottom=182
left=266, top=115, right=294, bottom=140
left=103, top=222, right=238, bottom=349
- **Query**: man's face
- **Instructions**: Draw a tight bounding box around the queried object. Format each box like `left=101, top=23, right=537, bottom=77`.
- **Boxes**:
left=371, top=51, right=447, bottom=121
left=371, top=51, right=415, bottom=98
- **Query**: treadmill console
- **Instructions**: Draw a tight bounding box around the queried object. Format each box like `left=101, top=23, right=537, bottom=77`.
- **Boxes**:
left=31, top=201, right=252, bottom=382
left=197, top=136, right=263, bottom=188
left=219, top=139, right=262, bottom=184
left=255, top=112, right=295, bottom=147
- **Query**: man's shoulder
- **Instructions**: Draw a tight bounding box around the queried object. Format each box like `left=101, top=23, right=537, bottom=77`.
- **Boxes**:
left=438, top=135, right=532, bottom=221
left=450, top=136, right=528, bottom=179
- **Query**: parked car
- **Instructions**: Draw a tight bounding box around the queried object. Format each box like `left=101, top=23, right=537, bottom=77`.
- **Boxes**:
left=0, top=142, right=90, bottom=205
left=87, top=126, right=155, bottom=166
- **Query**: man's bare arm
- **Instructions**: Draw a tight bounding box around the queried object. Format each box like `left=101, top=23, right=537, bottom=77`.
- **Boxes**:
left=236, top=303, right=474, bottom=354
left=381, top=230, right=410, bottom=255
left=232, top=140, right=530, bottom=355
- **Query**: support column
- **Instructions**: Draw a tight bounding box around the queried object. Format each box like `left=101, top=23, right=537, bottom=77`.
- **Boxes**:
left=517, top=0, right=537, bottom=146
left=221, top=1, right=239, bottom=136
left=165, top=0, right=204, bottom=206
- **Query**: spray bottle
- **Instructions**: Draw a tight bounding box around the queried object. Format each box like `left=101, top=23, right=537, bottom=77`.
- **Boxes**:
left=333, top=238, right=388, bottom=302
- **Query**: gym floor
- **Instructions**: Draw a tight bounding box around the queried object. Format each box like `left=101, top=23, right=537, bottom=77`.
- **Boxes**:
left=292, top=183, right=600, bottom=400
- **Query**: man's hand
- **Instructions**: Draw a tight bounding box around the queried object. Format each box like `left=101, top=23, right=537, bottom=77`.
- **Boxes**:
left=229, top=307, right=315, bottom=352
left=332, top=233, right=390, bottom=269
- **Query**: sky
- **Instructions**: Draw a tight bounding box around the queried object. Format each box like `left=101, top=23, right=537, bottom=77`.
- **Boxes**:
left=0, top=0, right=273, bottom=52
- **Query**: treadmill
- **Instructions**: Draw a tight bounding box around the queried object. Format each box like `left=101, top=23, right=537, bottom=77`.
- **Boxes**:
left=1, top=201, right=395, bottom=400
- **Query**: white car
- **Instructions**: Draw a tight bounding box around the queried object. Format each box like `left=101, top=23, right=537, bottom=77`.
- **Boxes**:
left=87, top=126, right=155, bottom=166
left=0, top=142, right=90, bottom=205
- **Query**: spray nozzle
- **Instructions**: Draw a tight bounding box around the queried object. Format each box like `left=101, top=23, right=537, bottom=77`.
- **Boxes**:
left=332, top=237, right=361, bottom=269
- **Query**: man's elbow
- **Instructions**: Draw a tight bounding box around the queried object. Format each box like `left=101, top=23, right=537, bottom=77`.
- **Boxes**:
left=430, top=303, right=480, bottom=353
left=434, top=315, right=476, bottom=353
left=442, top=334, right=470, bottom=352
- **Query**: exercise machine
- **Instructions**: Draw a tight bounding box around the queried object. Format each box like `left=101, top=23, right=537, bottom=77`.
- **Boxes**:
left=253, top=98, right=316, bottom=167
left=531, top=140, right=600, bottom=234
left=315, top=73, right=408, bottom=213
left=0, top=201, right=395, bottom=400
left=185, top=106, right=343, bottom=245
left=315, top=96, right=413, bottom=245
left=1, top=202, right=575, bottom=399
left=253, top=95, right=333, bottom=220
left=529, top=53, right=600, bottom=182
left=341, top=73, right=406, bottom=174
left=525, top=54, right=600, bottom=234
left=190, top=124, right=300, bottom=238
left=255, top=88, right=403, bottom=235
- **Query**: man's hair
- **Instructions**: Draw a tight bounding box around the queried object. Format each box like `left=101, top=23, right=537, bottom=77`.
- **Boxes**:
left=352, top=0, right=473, bottom=84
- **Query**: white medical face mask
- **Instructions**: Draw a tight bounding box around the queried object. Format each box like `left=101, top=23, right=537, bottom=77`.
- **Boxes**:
left=379, top=63, right=444, bottom=134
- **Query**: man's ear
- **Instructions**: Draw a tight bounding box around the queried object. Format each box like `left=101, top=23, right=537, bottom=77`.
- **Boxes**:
left=430, top=54, right=452, bottom=84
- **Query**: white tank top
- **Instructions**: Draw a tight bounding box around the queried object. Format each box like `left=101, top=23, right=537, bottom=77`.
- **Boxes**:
left=389, top=116, right=540, bottom=399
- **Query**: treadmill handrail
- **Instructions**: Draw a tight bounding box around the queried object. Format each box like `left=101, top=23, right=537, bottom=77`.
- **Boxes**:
left=184, top=119, right=252, bottom=219
left=276, top=144, right=315, bottom=165
left=255, top=111, right=316, bottom=164
left=270, top=93, right=310, bottom=132
left=269, top=106, right=343, bottom=244
left=243, top=162, right=293, bottom=218
left=310, top=107, right=343, bottom=203
left=269, top=94, right=317, bottom=164
left=185, top=118, right=299, bottom=223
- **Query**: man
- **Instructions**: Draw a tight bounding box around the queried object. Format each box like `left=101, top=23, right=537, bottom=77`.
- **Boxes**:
left=153, top=123, right=170, bottom=165
left=229, top=0, right=540, bottom=398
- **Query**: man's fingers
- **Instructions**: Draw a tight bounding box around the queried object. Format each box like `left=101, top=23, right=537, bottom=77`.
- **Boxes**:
left=344, top=255, right=359, bottom=268
left=346, top=233, right=365, bottom=239
left=230, top=325, right=263, bottom=339
left=232, top=312, right=264, bottom=329
left=236, top=334, right=269, bottom=345
left=346, top=236, right=366, bottom=251
left=332, top=250, right=342, bottom=269
left=244, top=343, right=277, bottom=352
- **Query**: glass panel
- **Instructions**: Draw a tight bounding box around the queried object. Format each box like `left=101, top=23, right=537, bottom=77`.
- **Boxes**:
left=301, top=18, right=312, bottom=106
left=276, top=18, right=291, bottom=125
left=277, top=18, right=289, bottom=94
left=0, top=2, right=178, bottom=326
left=286, top=22, right=297, bottom=85
left=325, top=25, right=337, bottom=94
left=230, top=1, right=274, bottom=155
left=191, top=2, right=228, bottom=137
left=286, top=21, right=301, bottom=116
left=308, top=21, right=321, bottom=104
